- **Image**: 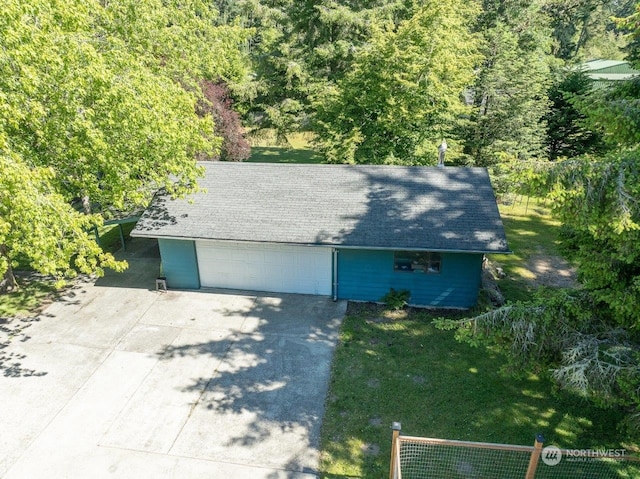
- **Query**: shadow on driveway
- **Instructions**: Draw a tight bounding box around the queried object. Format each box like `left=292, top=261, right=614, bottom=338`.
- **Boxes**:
left=155, top=293, right=344, bottom=474
left=0, top=235, right=346, bottom=478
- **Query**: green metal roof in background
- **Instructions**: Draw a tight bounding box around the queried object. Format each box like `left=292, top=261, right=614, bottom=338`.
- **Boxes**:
left=582, top=59, right=640, bottom=84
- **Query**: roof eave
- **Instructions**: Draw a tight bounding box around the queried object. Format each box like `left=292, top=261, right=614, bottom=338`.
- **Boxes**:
left=130, top=231, right=511, bottom=255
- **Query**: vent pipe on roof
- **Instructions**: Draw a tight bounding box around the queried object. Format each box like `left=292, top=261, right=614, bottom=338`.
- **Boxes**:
left=437, top=139, right=447, bottom=168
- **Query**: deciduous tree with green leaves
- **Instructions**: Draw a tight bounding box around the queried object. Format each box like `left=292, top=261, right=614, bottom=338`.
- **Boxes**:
left=0, top=145, right=125, bottom=292
left=0, top=0, right=250, bottom=290
left=312, top=1, right=480, bottom=164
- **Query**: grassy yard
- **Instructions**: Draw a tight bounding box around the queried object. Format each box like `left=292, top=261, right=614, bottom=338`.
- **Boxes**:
left=319, top=304, right=636, bottom=478
left=247, top=130, right=323, bottom=164
left=248, top=146, right=322, bottom=164
left=96, top=221, right=137, bottom=253
left=319, top=194, right=636, bottom=477
left=489, top=196, right=568, bottom=302
left=0, top=277, right=57, bottom=318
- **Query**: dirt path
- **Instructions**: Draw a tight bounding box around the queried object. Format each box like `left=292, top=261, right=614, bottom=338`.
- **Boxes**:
left=526, top=253, right=577, bottom=288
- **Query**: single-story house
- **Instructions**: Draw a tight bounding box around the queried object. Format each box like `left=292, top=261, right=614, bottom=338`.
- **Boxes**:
left=131, top=162, right=510, bottom=308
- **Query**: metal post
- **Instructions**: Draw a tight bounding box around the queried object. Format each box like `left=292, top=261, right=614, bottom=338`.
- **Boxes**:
left=332, top=248, right=338, bottom=301
left=525, top=434, right=544, bottom=479
left=389, top=422, right=402, bottom=479
left=118, top=224, right=126, bottom=251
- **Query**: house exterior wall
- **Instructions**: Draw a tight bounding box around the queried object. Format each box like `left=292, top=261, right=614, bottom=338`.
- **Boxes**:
left=336, top=249, right=483, bottom=308
left=158, top=239, right=200, bottom=289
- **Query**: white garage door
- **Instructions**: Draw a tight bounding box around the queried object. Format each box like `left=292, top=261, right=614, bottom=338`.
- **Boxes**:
left=196, top=241, right=332, bottom=295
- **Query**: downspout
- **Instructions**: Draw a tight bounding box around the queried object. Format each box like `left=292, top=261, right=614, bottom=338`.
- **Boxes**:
left=332, top=248, right=338, bottom=301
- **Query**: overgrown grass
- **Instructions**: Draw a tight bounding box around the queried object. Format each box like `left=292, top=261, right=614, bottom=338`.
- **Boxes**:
left=489, top=196, right=565, bottom=301
left=96, top=222, right=136, bottom=253
left=319, top=304, right=636, bottom=478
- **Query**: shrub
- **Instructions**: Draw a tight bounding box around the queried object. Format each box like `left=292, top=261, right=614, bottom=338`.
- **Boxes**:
left=381, top=288, right=410, bottom=310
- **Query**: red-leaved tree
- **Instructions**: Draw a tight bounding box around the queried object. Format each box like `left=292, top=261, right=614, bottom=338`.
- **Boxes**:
left=199, top=80, right=250, bottom=161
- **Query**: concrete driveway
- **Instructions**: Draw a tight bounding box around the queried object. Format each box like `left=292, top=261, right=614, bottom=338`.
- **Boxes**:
left=0, top=241, right=346, bottom=478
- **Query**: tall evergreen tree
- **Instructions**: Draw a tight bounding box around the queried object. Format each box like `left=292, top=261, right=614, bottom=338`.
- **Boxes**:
left=545, top=71, right=606, bottom=160
left=462, top=0, right=553, bottom=166
left=216, top=0, right=416, bottom=137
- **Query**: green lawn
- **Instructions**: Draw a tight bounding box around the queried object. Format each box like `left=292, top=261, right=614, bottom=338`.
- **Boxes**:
left=0, top=277, right=57, bottom=318
left=247, top=131, right=323, bottom=164
left=489, top=197, right=565, bottom=301
left=319, top=305, right=636, bottom=478
left=248, top=146, right=322, bottom=164
left=96, top=221, right=137, bottom=253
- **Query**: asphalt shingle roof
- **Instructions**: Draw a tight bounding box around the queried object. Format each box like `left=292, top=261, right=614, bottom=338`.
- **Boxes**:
left=132, top=162, right=510, bottom=253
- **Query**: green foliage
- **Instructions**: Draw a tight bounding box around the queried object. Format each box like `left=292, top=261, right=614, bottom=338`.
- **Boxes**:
left=618, top=1, right=640, bottom=68
left=545, top=71, right=606, bottom=160
left=463, top=1, right=553, bottom=166
left=435, top=288, right=640, bottom=434
left=540, top=155, right=640, bottom=329
left=435, top=289, right=594, bottom=368
left=99, top=0, right=251, bottom=85
left=0, top=149, right=125, bottom=287
left=313, top=1, right=480, bottom=164
left=380, top=288, right=410, bottom=310
left=544, top=0, right=631, bottom=61
left=0, top=0, right=251, bottom=286
left=576, top=77, right=640, bottom=148
left=220, top=0, right=415, bottom=137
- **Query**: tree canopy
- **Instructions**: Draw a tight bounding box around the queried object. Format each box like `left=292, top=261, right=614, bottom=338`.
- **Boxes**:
left=439, top=2, right=640, bottom=435
left=312, top=1, right=480, bottom=164
left=0, top=0, right=251, bottom=288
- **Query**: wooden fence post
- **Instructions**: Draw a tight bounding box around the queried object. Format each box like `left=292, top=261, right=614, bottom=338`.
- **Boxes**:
left=389, top=422, right=402, bottom=479
left=525, top=434, right=545, bottom=479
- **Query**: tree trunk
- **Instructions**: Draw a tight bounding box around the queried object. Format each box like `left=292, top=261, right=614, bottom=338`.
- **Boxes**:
left=82, top=195, right=91, bottom=215
left=0, top=244, right=18, bottom=294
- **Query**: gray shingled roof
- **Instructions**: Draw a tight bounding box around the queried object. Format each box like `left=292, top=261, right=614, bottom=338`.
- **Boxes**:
left=132, top=162, right=510, bottom=253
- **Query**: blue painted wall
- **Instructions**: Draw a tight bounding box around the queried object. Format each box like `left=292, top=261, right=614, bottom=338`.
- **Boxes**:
left=337, top=249, right=483, bottom=308
left=158, top=239, right=200, bottom=289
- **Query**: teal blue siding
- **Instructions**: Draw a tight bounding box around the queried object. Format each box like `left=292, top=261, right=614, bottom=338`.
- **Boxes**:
left=158, top=239, right=200, bottom=289
left=337, top=249, right=483, bottom=308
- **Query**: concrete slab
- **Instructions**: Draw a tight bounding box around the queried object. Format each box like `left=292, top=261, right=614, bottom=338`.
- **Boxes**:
left=140, top=290, right=257, bottom=332
left=115, top=323, right=182, bottom=355
left=0, top=248, right=346, bottom=478
left=0, top=342, right=109, bottom=476
left=100, top=329, right=233, bottom=453
left=170, top=333, right=336, bottom=473
left=242, top=294, right=345, bottom=340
